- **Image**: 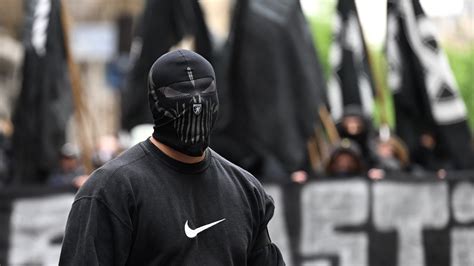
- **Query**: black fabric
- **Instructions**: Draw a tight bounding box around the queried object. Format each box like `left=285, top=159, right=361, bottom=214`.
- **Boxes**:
left=327, top=0, right=375, bottom=121
left=149, top=50, right=219, bottom=156
left=0, top=199, right=11, bottom=265
left=59, top=139, right=285, bottom=265
left=121, top=0, right=212, bottom=131
left=386, top=0, right=474, bottom=169
left=211, top=0, right=326, bottom=181
left=11, top=0, right=72, bottom=184
left=252, top=227, right=271, bottom=251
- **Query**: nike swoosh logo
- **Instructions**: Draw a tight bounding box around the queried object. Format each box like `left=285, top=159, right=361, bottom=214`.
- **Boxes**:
left=184, top=218, right=226, bottom=238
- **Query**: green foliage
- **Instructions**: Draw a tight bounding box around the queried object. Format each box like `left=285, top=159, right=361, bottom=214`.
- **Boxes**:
left=308, top=18, right=332, bottom=79
left=308, top=17, right=395, bottom=128
left=445, top=47, right=474, bottom=130
left=370, top=48, right=395, bottom=128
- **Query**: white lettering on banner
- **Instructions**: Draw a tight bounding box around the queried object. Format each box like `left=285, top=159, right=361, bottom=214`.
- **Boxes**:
left=265, top=185, right=293, bottom=264
left=452, top=182, right=474, bottom=223
left=8, top=194, right=74, bottom=265
left=386, top=12, right=402, bottom=93
left=5, top=182, right=473, bottom=266
left=451, top=229, right=474, bottom=266
left=32, top=0, right=51, bottom=56
left=327, top=14, right=343, bottom=122
left=264, top=181, right=474, bottom=266
left=300, top=180, right=369, bottom=266
left=301, top=261, right=331, bottom=266
left=345, top=14, right=374, bottom=118
left=451, top=182, right=474, bottom=266
left=373, top=182, right=449, bottom=266
left=400, top=0, right=467, bottom=124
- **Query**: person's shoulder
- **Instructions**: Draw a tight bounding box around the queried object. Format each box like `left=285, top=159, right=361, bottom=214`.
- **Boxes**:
left=209, top=149, right=264, bottom=190
left=209, top=149, right=273, bottom=221
left=107, top=142, right=148, bottom=169
left=76, top=143, right=148, bottom=198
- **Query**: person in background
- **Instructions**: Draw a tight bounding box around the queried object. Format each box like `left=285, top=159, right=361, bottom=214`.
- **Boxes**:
left=368, top=135, right=410, bottom=180
left=336, top=105, right=375, bottom=165
left=47, top=143, right=84, bottom=187
left=412, top=131, right=454, bottom=170
left=91, top=135, right=123, bottom=169
left=325, top=138, right=365, bottom=178
left=411, top=131, right=455, bottom=179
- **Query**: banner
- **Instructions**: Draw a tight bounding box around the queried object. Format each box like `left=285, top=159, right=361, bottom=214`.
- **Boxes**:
left=211, top=0, right=327, bottom=181
left=121, top=0, right=212, bottom=130
left=1, top=177, right=473, bottom=266
left=0, top=186, right=75, bottom=265
left=327, top=0, right=375, bottom=121
left=386, top=0, right=474, bottom=169
left=267, top=178, right=474, bottom=266
left=11, top=0, right=73, bottom=184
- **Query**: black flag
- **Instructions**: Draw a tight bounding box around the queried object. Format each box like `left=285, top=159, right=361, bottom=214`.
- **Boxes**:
left=327, top=0, right=376, bottom=122
left=211, top=0, right=327, bottom=181
left=386, top=0, right=474, bottom=169
left=11, top=0, right=72, bottom=184
left=121, top=0, right=212, bottom=131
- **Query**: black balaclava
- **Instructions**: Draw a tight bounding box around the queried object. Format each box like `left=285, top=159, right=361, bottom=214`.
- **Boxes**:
left=148, top=49, right=219, bottom=156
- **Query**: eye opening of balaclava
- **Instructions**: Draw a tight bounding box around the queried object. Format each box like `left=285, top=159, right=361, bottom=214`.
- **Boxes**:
left=148, top=49, right=219, bottom=156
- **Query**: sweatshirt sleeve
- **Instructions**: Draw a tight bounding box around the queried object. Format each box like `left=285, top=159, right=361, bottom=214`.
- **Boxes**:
left=248, top=191, right=286, bottom=266
left=59, top=166, right=136, bottom=266
left=59, top=197, right=133, bottom=266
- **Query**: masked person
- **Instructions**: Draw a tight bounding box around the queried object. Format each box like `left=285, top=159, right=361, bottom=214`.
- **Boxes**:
left=59, top=50, right=285, bottom=265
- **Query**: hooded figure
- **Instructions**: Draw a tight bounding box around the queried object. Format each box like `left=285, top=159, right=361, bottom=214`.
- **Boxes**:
left=326, top=138, right=366, bottom=178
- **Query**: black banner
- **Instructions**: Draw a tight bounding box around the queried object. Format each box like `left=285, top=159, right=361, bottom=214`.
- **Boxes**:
left=327, top=0, right=375, bottom=121
left=211, top=0, right=326, bottom=181
left=11, top=0, right=72, bottom=184
left=386, top=0, right=474, bottom=169
left=121, top=0, right=212, bottom=130
left=1, top=177, right=473, bottom=266
left=267, top=177, right=474, bottom=266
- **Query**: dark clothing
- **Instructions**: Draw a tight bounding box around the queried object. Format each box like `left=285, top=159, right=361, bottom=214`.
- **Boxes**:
left=211, top=0, right=326, bottom=182
left=386, top=0, right=474, bottom=169
left=12, top=0, right=72, bottom=184
left=59, top=139, right=284, bottom=265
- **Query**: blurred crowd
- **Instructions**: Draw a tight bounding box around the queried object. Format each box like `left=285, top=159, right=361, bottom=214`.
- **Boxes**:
left=0, top=102, right=470, bottom=189
left=324, top=105, right=455, bottom=181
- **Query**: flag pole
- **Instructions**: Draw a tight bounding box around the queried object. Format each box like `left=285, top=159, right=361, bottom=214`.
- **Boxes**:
left=318, top=105, right=340, bottom=145
left=355, top=1, right=390, bottom=130
left=307, top=137, right=321, bottom=172
left=59, top=0, right=94, bottom=174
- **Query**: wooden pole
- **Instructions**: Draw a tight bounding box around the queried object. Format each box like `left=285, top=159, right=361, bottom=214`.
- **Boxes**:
left=318, top=105, right=340, bottom=145
left=59, top=0, right=94, bottom=174
left=355, top=1, right=390, bottom=127
left=307, top=136, right=321, bottom=172
left=314, top=124, right=331, bottom=164
left=367, top=46, right=390, bottom=127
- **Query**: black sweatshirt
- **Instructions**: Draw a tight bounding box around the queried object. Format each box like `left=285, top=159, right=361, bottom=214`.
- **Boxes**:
left=59, top=139, right=285, bottom=265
